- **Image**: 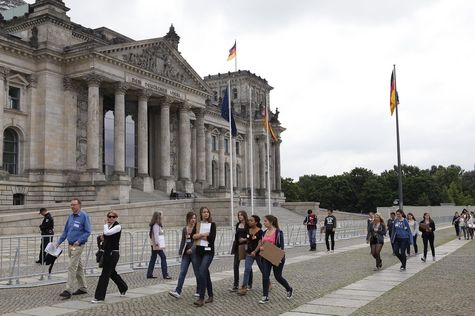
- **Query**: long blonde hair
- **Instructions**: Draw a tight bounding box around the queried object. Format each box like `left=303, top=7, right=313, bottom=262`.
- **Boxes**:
left=374, top=213, right=386, bottom=229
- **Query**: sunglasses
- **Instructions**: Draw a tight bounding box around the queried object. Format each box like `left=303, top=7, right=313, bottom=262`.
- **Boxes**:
left=107, top=215, right=117, bottom=218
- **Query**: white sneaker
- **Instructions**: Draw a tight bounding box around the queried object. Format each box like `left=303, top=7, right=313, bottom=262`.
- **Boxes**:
left=330, top=250, right=334, bottom=253
left=259, top=296, right=269, bottom=304
left=432, top=256, right=436, bottom=261
left=91, top=299, right=104, bottom=304
left=168, top=290, right=181, bottom=299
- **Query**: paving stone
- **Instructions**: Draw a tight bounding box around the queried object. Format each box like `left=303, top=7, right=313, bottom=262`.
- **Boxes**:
left=343, top=282, right=394, bottom=292
left=294, top=304, right=356, bottom=316
left=52, top=300, right=92, bottom=310
left=332, top=289, right=383, bottom=298
left=17, top=306, right=76, bottom=316
left=307, top=297, right=368, bottom=308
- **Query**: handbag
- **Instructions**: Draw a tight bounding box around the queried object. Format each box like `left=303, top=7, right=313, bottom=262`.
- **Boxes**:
left=95, top=249, right=104, bottom=268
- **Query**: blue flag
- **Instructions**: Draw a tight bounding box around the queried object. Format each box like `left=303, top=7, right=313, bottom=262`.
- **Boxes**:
left=220, top=87, right=237, bottom=137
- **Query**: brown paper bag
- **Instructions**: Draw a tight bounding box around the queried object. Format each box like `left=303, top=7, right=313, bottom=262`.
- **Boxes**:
left=238, top=244, right=246, bottom=260
left=260, top=242, right=285, bottom=266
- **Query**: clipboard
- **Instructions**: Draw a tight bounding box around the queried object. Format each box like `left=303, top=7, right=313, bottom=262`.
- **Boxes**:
left=260, top=242, right=285, bottom=266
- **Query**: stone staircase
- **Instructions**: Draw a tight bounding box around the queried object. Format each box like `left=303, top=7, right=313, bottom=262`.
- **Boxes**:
left=128, top=189, right=171, bottom=203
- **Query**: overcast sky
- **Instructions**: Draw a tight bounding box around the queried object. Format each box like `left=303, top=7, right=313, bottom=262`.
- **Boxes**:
left=26, top=0, right=475, bottom=179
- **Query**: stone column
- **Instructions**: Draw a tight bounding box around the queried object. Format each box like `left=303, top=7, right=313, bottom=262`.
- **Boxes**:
left=218, top=130, right=225, bottom=189
left=0, top=67, right=9, bottom=177
left=113, top=82, right=127, bottom=176
left=191, top=122, right=197, bottom=182
left=258, top=136, right=266, bottom=190
left=133, top=90, right=154, bottom=192
left=205, top=125, right=212, bottom=187
left=63, top=77, right=77, bottom=171
left=274, top=140, right=281, bottom=191
left=157, top=98, right=175, bottom=192
left=242, top=137, right=248, bottom=189
left=86, top=74, right=102, bottom=174
left=177, top=103, right=193, bottom=192
left=194, top=109, right=206, bottom=192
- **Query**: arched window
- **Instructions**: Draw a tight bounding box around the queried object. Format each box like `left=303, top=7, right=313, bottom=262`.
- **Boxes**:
left=3, top=128, right=19, bottom=174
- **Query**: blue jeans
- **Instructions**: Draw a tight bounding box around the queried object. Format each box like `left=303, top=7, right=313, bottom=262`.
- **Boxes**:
left=195, top=252, right=214, bottom=299
left=175, top=253, right=198, bottom=294
left=147, top=248, right=169, bottom=278
left=394, top=237, right=409, bottom=268
left=261, top=257, right=291, bottom=297
left=307, top=229, right=317, bottom=249
left=242, top=254, right=261, bottom=288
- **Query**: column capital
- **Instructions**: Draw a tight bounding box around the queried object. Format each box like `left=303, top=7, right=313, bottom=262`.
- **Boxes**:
left=85, top=73, right=103, bottom=87
left=179, top=102, right=192, bottom=112
left=138, top=89, right=153, bottom=101
left=205, top=124, right=214, bottom=132
left=193, top=107, right=205, bottom=118
left=63, top=76, right=73, bottom=91
left=114, top=82, right=129, bottom=94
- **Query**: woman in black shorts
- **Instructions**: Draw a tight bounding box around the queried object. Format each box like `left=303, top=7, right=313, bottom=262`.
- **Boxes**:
left=368, top=213, right=386, bottom=270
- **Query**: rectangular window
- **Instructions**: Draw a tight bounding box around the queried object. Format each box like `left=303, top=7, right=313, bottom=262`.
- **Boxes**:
left=212, top=136, right=217, bottom=151
left=213, top=91, right=218, bottom=102
left=235, top=142, right=240, bottom=156
left=232, top=88, right=238, bottom=99
left=8, top=86, right=20, bottom=110
left=225, top=138, right=229, bottom=154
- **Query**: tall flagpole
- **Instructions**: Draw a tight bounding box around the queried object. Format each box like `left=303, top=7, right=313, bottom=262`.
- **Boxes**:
left=228, top=80, right=235, bottom=227
left=265, top=94, right=272, bottom=215
left=249, top=86, right=255, bottom=215
left=234, top=40, right=237, bottom=72
left=393, top=64, right=404, bottom=210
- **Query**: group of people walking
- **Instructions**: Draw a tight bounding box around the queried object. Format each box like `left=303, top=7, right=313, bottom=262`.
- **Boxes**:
left=452, top=209, right=474, bottom=240
left=303, top=209, right=337, bottom=252
left=169, top=210, right=293, bottom=305
left=366, top=209, right=437, bottom=272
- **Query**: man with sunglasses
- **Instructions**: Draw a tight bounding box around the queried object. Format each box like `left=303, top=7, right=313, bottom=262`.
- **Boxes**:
left=55, top=198, right=92, bottom=299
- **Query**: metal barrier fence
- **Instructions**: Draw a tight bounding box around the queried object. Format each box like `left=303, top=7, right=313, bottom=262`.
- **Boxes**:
left=0, top=217, right=451, bottom=286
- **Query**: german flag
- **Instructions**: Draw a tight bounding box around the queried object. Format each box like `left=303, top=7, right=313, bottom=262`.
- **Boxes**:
left=227, top=41, right=236, bottom=61
left=264, top=105, right=278, bottom=142
left=390, top=69, right=399, bottom=115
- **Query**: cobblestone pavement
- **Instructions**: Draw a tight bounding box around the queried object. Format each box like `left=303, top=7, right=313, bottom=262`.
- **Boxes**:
left=1, top=228, right=457, bottom=316
left=352, top=237, right=475, bottom=316
left=65, top=228, right=454, bottom=316
left=0, top=236, right=364, bottom=314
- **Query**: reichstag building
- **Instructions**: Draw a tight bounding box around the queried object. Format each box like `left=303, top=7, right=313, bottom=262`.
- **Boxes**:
left=0, top=0, right=284, bottom=205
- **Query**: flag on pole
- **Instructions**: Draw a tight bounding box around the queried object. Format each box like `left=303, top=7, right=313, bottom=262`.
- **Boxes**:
left=227, top=41, right=237, bottom=61
left=263, top=105, right=278, bottom=142
left=390, top=69, right=399, bottom=116
left=221, top=87, right=237, bottom=136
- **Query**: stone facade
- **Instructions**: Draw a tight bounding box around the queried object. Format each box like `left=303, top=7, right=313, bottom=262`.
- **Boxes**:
left=0, top=0, right=284, bottom=206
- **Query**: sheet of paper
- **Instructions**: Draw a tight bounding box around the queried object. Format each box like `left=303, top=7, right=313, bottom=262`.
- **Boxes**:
left=45, top=242, right=62, bottom=257
left=199, top=222, right=211, bottom=247
left=158, top=235, right=166, bottom=249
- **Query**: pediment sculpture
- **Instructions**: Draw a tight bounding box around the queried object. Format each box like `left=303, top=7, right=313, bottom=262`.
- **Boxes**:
left=120, top=44, right=191, bottom=86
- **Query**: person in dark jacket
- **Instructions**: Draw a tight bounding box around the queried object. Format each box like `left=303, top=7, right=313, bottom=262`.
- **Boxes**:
left=387, top=212, right=396, bottom=255
left=324, top=209, right=337, bottom=252
left=452, top=212, right=460, bottom=240
left=92, top=211, right=128, bottom=303
left=37, top=208, right=54, bottom=264
left=169, top=211, right=199, bottom=298
left=368, top=213, right=386, bottom=270
left=391, top=209, right=412, bottom=271
left=303, top=209, right=317, bottom=251
left=239, top=215, right=263, bottom=296
left=192, top=207, right=217, bottom=307
left=419, top=212, right=436, bottom=262
left=229, top=211, right=250, bottom=292
left=257, top=215, right=293, bottom=304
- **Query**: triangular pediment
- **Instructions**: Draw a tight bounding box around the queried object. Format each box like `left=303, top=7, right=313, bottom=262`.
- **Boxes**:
left=98, top=38, right=211, bottom=95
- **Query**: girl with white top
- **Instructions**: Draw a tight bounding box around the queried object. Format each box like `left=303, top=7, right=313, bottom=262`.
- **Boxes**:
left=406, top=213, right=419, bottom=256
left=146, top=211, right=171, bottom=279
